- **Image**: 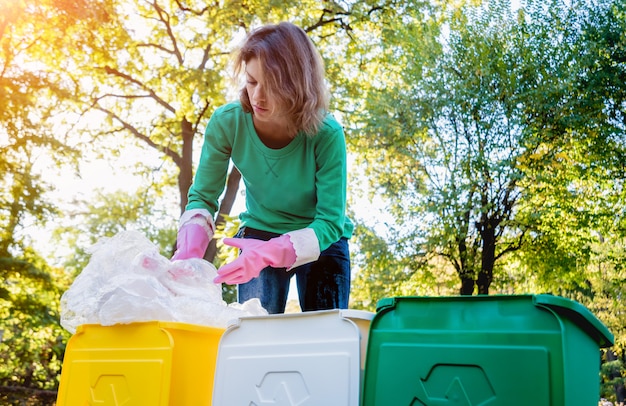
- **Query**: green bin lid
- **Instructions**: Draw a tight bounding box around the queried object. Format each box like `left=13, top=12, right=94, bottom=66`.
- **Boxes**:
left=533, top=294, right=614, bottom=348
left=376, top=294, right=614, bottom=348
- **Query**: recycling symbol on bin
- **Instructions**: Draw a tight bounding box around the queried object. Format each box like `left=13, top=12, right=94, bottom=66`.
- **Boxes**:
left=90, top=375, right=131, bottom=405
left=410, top=365, right=495, bottom=406
left=253, top=371, right=310, bottom=405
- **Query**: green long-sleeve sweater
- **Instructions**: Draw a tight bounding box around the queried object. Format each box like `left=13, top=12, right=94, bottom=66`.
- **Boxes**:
left=186, top=102, right=353, bottom=252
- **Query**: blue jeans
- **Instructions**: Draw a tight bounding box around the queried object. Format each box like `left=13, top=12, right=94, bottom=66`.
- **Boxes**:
left=236, top=227, right=351, bottom=314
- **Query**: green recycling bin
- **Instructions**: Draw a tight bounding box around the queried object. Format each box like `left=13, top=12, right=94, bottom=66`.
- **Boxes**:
left=361, top=294, right=614, bottom=406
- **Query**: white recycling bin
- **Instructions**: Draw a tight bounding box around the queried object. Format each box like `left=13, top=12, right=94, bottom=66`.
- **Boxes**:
left=212, top=309, right=374, bottom=406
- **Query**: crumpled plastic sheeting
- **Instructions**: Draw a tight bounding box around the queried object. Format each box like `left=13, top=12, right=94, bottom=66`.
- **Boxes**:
left=60, top=230, right=267, bottom=334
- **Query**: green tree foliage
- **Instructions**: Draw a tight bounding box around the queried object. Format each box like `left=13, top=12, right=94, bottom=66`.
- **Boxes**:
left=1, top=0, right=78, bottom=253
left=510, top=0, right=626, bottom=355
left=348, top=0, right=626, bottom=304
left=601, top=351, right=626, bottom=402
left=51, top=186, right=178, bottom=275
left=0, top=251, right=69, bottom=400
left=0, top=0, right=109, bottom=400
left=348, top=0, right=529, bottom=296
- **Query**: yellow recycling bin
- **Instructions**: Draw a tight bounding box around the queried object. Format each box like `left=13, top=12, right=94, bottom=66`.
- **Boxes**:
left=56, top=321, right=224, bottom=406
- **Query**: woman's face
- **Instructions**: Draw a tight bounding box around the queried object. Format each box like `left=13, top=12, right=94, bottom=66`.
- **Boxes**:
left=245, top=58, right=282, bottom=124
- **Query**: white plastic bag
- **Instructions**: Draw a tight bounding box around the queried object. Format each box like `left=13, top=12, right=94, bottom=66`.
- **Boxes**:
left=60, top=230, right=267, bottom=333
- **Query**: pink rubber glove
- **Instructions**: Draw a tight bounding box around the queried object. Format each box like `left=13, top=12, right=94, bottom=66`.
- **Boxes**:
left=172, top=223, right=210, bottom=260
left=214, top=234, right=297, bottom=285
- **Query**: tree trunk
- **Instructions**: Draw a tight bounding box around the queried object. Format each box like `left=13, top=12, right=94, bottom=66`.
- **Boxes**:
left=457, top=237, right=475, bottom=295
left=204, top=166, right=241, bottom=263
left=178, top=117, right=194, bottom=214
left=477, top=219, right=496, bottom=295
left=459, top=276, right=475, bottom=295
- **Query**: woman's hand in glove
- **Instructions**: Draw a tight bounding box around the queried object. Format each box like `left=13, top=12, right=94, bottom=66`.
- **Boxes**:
left=171, top=210, right=214, bottom=261
left=171, top=223, right=210, bottom=260
left=214, top=235, right=297, bottom=285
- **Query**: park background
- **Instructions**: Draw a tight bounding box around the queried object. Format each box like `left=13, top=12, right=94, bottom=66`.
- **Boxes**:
left=1, top=0, right=625, bottom=404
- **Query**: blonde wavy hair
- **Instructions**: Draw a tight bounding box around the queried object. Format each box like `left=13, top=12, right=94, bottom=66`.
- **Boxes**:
left=234, top=22, right=329, bottom=136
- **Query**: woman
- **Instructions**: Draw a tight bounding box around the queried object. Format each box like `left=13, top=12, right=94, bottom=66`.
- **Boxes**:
left=172, top=22, right=353, bottom=314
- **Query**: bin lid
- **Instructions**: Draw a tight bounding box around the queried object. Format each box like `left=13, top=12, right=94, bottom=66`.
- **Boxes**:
left=533, top=294, right=614, bottom=348
left=376, top=294, right=614, bottom=348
